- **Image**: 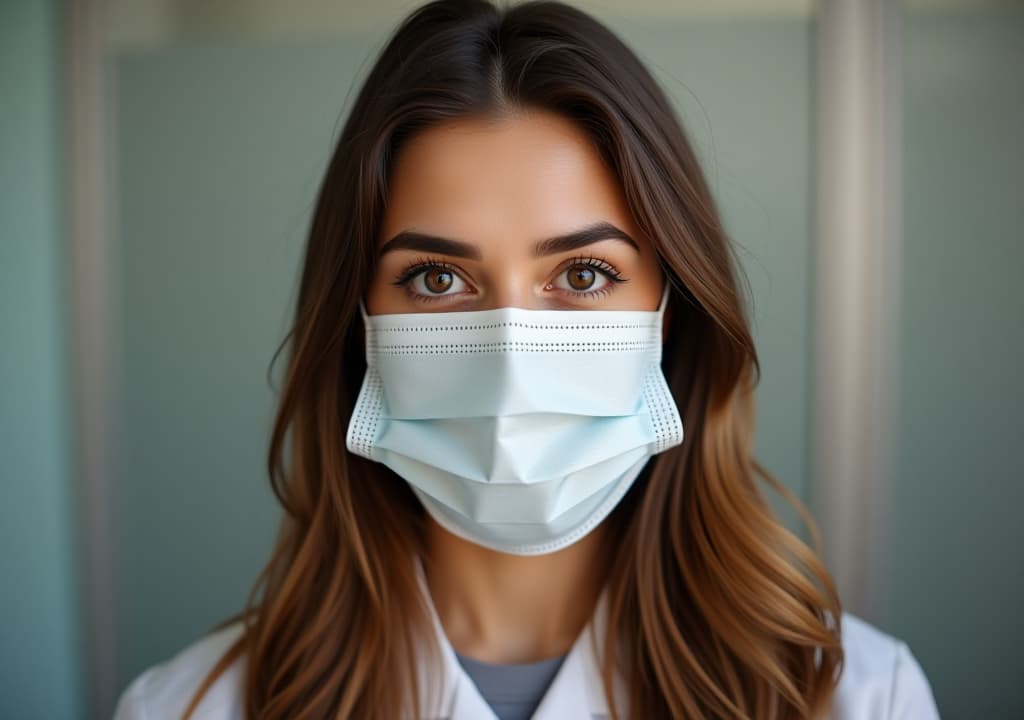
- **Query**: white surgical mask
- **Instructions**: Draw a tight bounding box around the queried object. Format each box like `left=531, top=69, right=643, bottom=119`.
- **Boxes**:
left=346, top=284, right=684, bottom=555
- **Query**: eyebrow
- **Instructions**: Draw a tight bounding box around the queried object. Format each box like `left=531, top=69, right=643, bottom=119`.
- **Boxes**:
left=378, top=221, right=640, bottom=260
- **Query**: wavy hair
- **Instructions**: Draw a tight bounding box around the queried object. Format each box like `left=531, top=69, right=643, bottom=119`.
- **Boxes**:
left=184, top=1, right=843, bottom=717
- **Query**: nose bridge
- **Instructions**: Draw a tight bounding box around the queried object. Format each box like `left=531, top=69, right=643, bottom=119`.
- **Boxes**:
left=483, top=265, right=537, bottom=310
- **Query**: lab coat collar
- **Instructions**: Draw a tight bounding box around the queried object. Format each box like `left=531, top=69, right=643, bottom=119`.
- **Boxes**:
left=412, top=557, right=624, bottom=719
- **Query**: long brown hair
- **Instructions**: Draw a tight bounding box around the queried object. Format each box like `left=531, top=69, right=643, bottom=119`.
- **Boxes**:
left=184, top=1, right=843, bottom=717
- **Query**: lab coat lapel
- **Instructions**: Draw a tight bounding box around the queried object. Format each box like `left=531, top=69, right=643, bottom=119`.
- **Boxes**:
left=529, top=628, right=594, bottom=719
left=434, top=616, right=500, bottom=720
left=533, top=589, right=627, bottom=719
left=545, top=589, right=627, bottom=719
left=447, top=675, right=500, bottom=720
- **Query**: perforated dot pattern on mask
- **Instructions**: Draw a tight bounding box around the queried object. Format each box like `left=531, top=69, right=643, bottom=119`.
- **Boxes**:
left=347, top=367, right=384, bottom=459
left=366, top=339, right=660, bottom=355
left=643, top=363, right=684, bottom=453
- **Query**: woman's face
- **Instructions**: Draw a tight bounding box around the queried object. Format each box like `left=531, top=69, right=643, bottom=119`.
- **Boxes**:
left=365, top=108, right=665, bottom=315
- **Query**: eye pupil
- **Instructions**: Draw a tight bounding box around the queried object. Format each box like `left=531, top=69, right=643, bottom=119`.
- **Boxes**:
left=424, top=268, right=453, bottom=293
left=567, top=265, right=596, bottom=291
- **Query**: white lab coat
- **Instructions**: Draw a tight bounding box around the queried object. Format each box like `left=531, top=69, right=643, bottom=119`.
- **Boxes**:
left=114, top=577, right=940, bottom=720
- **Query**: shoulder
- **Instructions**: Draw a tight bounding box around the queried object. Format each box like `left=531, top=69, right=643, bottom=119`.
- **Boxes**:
left=112, top=621, right=247, bottom=720
left=830, top=612, right=940, bottom=719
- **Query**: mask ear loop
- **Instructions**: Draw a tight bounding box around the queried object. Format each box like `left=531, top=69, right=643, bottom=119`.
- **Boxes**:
left=358, top=298, right=372, bottom=364
left=656, top=280, right=671, bottom=316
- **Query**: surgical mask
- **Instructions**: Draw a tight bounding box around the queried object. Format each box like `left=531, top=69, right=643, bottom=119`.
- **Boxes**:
left=345, top=284, right=684, bottom=555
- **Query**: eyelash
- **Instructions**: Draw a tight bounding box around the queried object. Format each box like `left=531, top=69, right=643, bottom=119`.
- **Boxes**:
left=390, top=256, right=457, bottom=304
left=556, top=255, right=626, bottom=300
left=390, top=254, right=628, bottom=303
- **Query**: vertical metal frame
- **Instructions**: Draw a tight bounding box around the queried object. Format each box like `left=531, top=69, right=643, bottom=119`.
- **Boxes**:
left=67, top=0, right=119, bottom=716
left=813, top=0, right=902, bottom=617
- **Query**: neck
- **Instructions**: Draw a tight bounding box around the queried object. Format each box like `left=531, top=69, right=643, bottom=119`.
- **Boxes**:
left=422, top=518, right=610, bottom=664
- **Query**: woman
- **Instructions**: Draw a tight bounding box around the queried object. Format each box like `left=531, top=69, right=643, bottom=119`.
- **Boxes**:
left=114, top=1, right=940, bottom=718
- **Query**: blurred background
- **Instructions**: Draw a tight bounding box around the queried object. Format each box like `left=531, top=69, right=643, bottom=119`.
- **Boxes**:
left=1, top=0, right=1021, bottom=717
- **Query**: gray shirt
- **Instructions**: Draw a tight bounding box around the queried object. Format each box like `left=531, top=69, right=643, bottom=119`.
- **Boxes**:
left=455, top=651, right=568, bottom=720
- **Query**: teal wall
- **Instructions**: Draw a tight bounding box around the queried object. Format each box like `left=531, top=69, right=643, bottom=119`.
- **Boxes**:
left=880, top=3, right=1024, bottom=718
left=0, top=0, right=83, bottom=718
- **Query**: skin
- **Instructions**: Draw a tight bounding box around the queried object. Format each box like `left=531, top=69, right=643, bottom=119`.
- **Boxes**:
left=364, top=107, right=667, bottom=664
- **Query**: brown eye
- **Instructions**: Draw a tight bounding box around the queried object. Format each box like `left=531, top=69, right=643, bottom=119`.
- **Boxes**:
left=566, top=264, right=596, bottom=291
left=424, top=268, right=454, bottom=293
left=402, top=262, right=468, bottom=300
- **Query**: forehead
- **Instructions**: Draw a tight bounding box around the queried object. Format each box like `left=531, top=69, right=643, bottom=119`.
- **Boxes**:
left=379, top=109, right=638, bottom=248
